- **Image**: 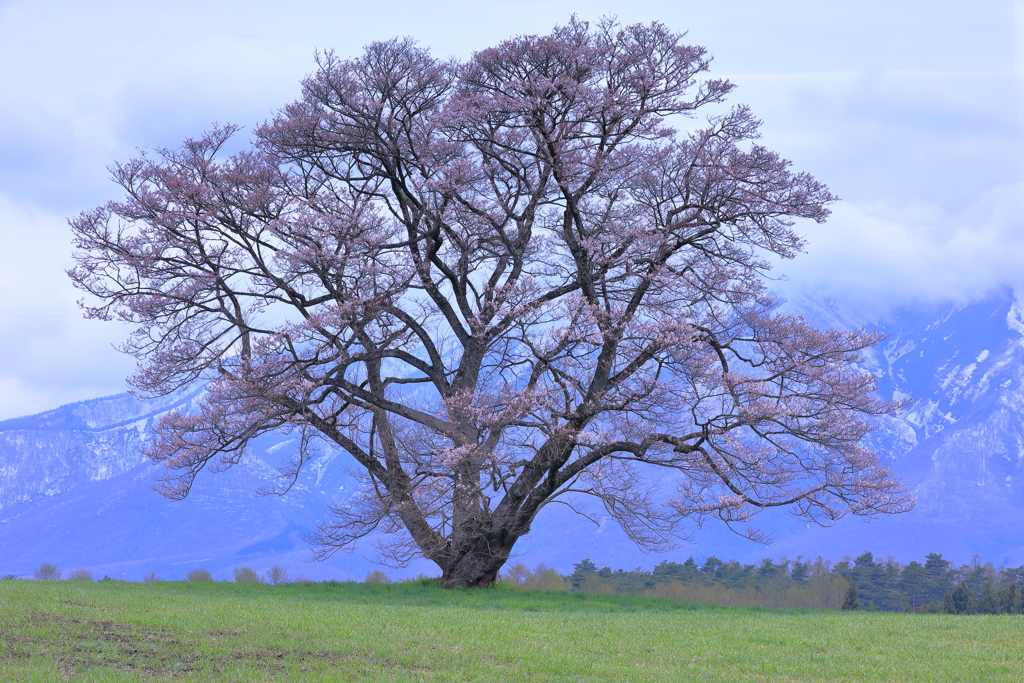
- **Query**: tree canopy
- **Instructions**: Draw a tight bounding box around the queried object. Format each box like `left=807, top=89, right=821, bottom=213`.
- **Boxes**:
left=70, top=17, right=912, bottom=587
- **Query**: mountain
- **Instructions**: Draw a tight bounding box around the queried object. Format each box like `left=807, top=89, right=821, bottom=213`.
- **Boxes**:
left=2, top=289, right=1024, bottom=579
left=0, top=391, right=400, bottom=581
left=758, top=287, right=1024, bottom=566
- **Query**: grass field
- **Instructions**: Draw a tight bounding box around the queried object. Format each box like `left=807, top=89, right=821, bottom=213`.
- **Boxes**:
left=1, top=579, right=1022, bottom=682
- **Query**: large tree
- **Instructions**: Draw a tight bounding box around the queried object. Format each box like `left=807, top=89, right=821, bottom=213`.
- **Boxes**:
left=70, top=18, right=912, bottom=588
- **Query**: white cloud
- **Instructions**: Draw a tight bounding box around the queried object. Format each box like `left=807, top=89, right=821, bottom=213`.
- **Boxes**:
left=0, top=195, right=134, bottom=420
left=773, top=182, right=1024, bottom=318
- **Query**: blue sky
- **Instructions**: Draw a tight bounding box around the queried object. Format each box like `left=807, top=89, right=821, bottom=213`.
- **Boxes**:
left=0, top=0, right=1020, bottom=419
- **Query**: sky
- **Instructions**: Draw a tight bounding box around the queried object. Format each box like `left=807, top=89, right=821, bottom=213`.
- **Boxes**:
left=0, top=0, right=1020, bottom=420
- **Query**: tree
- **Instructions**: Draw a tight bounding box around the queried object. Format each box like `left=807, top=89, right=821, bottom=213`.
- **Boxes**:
left=978, top=580, right=999, bottom=614
left=947, top=582, right=970, bottom=614
left=899, top=560, right=926, bottom=612
left=841, top=583, right=859, bottom=610
left=999, top=579, right=1017, bottom=615
left=266, top=565, right=289, bottom=584
left=186, top=567, right=213, bottom=583
left=233, top=566, right=263, bottom=583
left=789, top=560, right=810, bottom=585
left=33, top=563, right=60, bottom=581
left=923, top=552, right=953, bottom=605
left=365, top=569, right=392, bottom=584
left=67, top=568, right=94, bottom=582
left=69, top=18, right=912, bottom=588
left=569, top=558, right=598, bottom=590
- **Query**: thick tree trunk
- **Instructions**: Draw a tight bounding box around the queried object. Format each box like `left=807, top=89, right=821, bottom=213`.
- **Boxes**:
left=439, top=534, right=519, bottom=588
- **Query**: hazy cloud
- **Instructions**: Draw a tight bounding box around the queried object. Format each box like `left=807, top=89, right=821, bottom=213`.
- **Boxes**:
left=773, top=182, right=1024, bottom=319
left=0, top=195, right=134, bottom=419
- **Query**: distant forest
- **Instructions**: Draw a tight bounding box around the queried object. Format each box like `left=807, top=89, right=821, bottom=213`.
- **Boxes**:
left=502, top=553, right=1024, bottom=614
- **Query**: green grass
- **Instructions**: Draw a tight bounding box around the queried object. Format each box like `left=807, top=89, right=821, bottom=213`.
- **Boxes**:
left=1, top=579, right=1022, bottom=682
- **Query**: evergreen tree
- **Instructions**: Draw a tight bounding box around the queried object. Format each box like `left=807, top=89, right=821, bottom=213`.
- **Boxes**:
left=653, top=558, right=699, bottom=585
left=875, top=557, right=904, bottom=611
left=899, top=561, right=927, bottom=612
left=757, top=559, right=787, bottom=583
left=960, top=555, right=989, bottom=597
left=948, top=582, right=970, bottom=614
left=569, top=559, right=597, bottom=590
left=923, top=553, right=953, bottom=605
left=700, top=557, right=726, bottom=585
left=720, top=560, right=756, bottom=590
left=979, top=580, right=999, bottom=614
left=841, top=552, right=889, bottom=609
left=998, top=581, right=1017, bottom=615
left=790, top=561, right=810, bottom=585
left=842, top=584, right=860, bottom=610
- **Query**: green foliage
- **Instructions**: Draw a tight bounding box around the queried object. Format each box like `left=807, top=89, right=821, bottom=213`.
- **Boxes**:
left=980, top=580, right=1000, bottom=614
left=948, top=583, right=971, bottom=614
left=842, top=584, right=860, bottom=611
left=653, top=558, right=700, bottom=584
left=568, top=558, right=597, bottom=590
left=999, top=581, right=1018, bottom=614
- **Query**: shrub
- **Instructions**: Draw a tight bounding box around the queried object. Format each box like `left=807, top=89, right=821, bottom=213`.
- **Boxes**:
left=143, top=571, right=161, bottom=583
left=502, top=562, right=531, bottom=588
left=67, top=568, right=93, bottom=582
left=186, top=567, right=213, bottom=583
left=233, top=567, right=262, bottom=584
left=499, top=563, right=569, bottom=592
left=33, top=564, right=61, bottom=581
left=266, top=565, right=289, bottom=584
left=580, top=572, right=613, bottom=594
left=2, top=574, right=17, bottom=580
left=402, top=573, right=440, bottom=586
left=365, top=570, right=391, bottom=584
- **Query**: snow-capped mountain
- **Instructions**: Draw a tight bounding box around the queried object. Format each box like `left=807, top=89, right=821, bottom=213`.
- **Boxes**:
left=760, top=288, right=1024, bottom=565
left=0, top=391, right=195, bottom=518
left=0, top=390, right=395, bottom=580
left=2, top=289, right=1024, bottom=579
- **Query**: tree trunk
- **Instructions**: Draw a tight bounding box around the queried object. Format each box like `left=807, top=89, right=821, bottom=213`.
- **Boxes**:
left=439, top=534, right=518, bottom=588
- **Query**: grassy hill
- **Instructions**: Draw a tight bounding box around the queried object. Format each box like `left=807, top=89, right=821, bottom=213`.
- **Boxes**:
left=1, top=579, right=1022, bottom=682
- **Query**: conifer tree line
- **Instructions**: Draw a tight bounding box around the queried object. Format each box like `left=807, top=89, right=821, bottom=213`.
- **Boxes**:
left=502, top=552, right=1024, bottom=613
left=10, top=551, right=1023, bottom=614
